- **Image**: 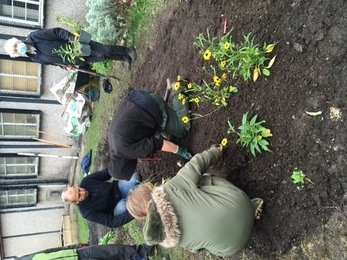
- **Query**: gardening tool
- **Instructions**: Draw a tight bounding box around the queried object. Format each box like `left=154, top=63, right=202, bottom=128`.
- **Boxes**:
left=137, top=157, right=162, bottom=162
left=32, top=137, right=71, bottom=148
left=18, top=152, right=78, bottom=160
left=164, top=78, right=172, bottom=102
left=55, top=63, right=120, bottom=80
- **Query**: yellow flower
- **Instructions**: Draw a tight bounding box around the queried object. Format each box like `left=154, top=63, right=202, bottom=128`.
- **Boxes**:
left=187, top=83, right=193, bottom=89
left=194, top=97, right=200, bottom=104
left=174, top=82, right=181, bottom=91
left=213, top=76, right=221, bottom=86
left=222, top=73, right=227, bottom=79
left=182, top=98, right=186, bottom=105
left=261, top=128, right=273, bottom=137
left=213, top=75, right=219, bottom=83
left=263, top=129, right=271, bottom=134
left=224, top=42, right=230, bottom=50
left=220, top=61, right=226, bottom=68
left=178, top=93, right=184, bottom=100
left=177, top=75, right=181, bottom=81
left=221, top=138, right=228, bottom=146
left=203, top=49, right=212, bottom=60
left=182, top=116, right=190, bottom=124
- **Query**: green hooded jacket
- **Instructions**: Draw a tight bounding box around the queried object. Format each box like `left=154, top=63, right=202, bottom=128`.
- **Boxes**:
left=143, top=147, right=255, bottom=257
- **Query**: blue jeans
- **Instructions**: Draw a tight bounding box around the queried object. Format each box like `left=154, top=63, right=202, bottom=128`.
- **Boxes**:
left=114, top=172, right=141, bottom=216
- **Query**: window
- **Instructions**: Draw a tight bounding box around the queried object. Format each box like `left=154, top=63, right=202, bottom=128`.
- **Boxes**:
left=0, top=187, right=37, bottom=208
left=0, top=59, right=41, bottom=96
left=0, top=110, right=40, bottom=139
left=0, top=155, right=39, bottom=177
left=0, top=0, right=44, bottom=27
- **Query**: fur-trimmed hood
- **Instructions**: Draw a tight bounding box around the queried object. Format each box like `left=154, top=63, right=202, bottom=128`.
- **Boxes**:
left=143, top=187, right=181, bottom=248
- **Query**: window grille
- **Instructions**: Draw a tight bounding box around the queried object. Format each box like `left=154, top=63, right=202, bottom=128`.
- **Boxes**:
left=0, top=0, right=44, bottom=28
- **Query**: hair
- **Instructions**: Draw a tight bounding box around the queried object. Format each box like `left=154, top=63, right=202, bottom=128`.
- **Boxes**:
left=126, top=182, right=154, bottom=220
left=5, top=37, right=21, bottom=57
left=61, top=188, right=71, bottom=203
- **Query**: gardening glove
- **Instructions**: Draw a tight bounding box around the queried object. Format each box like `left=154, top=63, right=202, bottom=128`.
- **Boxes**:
left=175, top=146, right=193, bottom=160
left=211, top=144, right=224, bottom=153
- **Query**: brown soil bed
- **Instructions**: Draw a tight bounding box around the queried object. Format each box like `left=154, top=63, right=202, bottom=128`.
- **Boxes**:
left=88, top=0, right=347, bottom=259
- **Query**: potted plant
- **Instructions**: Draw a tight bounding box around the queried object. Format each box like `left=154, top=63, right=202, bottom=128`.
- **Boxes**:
left=52, top=40, right=91, bottom=64
left=54, top=15, right=93, bottom=64
left=79, top=30, right=91, bottom=44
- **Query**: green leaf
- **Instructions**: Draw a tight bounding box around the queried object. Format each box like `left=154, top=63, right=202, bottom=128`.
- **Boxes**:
left=262, top=68, right=270, bottom=76
left=250, top=114, right=258, bottom=125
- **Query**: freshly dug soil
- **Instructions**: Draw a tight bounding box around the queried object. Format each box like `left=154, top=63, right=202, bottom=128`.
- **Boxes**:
left=89, top=0, right=347, bottom=259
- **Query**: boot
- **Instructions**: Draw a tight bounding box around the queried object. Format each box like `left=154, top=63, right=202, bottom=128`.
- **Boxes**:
left=127, top=47, right=137, bottom=60
left=123, top=56, right=132, bottom=70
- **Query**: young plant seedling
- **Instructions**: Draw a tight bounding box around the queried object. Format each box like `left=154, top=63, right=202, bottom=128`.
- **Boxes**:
left=291, top=169, right=314, bottom=186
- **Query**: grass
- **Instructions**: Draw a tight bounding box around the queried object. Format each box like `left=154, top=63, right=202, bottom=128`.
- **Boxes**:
left=74, top=207, right=89, bottom=243
left=127, top=0, right=169, bottom=45
left=75, top=0, right=168, bottom=247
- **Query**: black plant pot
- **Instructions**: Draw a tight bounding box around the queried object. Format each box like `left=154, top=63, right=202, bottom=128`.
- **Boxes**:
left=79, top=30, right=91, bottom=44
left=79, top=43, right=91, bottom=56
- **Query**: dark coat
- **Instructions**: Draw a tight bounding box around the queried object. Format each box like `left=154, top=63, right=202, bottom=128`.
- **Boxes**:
left=26, top=27, right=75, bottom=65
left=25, top=27, right=112, bottom=66
left=77, top=169, right=133, bottom=228
left=108, top=90, right=164, bottom=180
left=16, top=244, right=153, bottom=260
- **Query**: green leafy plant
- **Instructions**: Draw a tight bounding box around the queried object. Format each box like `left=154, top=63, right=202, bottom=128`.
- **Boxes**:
left=194, top=28, right=277, bottom=82
left=172, top=74, right=238, bottom=120
left=227, top=112, right=272, bottom=156
left=56, top=15, right=85, bottom=37
left=99, top=230, right=114, bottom=245
left=291, top=169, right=314, bottom=185
left=85, top=0, right=130, bottom=44
left=52, top=41, right=87, bottom=64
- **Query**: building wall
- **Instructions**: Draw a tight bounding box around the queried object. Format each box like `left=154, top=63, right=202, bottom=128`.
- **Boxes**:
left=1, top=0, right=89, bottom=258
left=2, top=205, right=65, bottom=257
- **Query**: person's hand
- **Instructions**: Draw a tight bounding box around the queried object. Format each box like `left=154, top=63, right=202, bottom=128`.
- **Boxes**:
left=66, top=65, right=76, bottom=71
left=175, top=146, right=193, bottom=160
left=211, top=144, right=224, bottom=153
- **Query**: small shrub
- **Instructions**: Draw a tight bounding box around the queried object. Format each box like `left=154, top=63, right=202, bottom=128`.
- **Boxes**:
left=291, top=169, right=314, bottom=186
left=194, top=28, right=277, bottom=82
left=227, top=112, right=272, bottom=156
left=99, top=230, right=114, bottom=245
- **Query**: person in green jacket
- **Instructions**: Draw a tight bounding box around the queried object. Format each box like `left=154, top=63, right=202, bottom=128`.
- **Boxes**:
left=14, top=243, right=155, bottom=260
left=126, top=145, right=264, bottom=257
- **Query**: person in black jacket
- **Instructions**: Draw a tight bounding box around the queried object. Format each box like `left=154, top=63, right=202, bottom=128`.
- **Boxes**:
left=15, top=243, right=155, bottom=260
left=107, top=78, right=192, bottom=181
left=4, top=27, right=136, bottom=70
left=61, top=169, right=140, bottom=228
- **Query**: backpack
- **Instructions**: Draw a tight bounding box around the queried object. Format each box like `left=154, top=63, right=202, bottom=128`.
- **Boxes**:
left=102, top=78, right=113, bottom=93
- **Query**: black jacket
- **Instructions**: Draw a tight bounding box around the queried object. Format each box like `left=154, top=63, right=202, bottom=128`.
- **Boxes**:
left=77, top=169, right=133, bottom=228
left=25, top=27, right=112, bottom=66
left=107, top=90, right=164, bottom=180
left=108, top=90, right=163, bottom=159
left=26, top=27, right=75, bottom=65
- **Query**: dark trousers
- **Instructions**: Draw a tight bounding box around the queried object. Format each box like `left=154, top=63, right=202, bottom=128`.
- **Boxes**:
left=85, top=41, right=129, bottom=63
left=77, top=244, right=153, bottom=260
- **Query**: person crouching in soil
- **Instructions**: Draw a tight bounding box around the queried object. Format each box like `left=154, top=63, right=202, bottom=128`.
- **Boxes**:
left=107, top=78, right=192, bottom=181
left=126, top=145, right=264, bottom=257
